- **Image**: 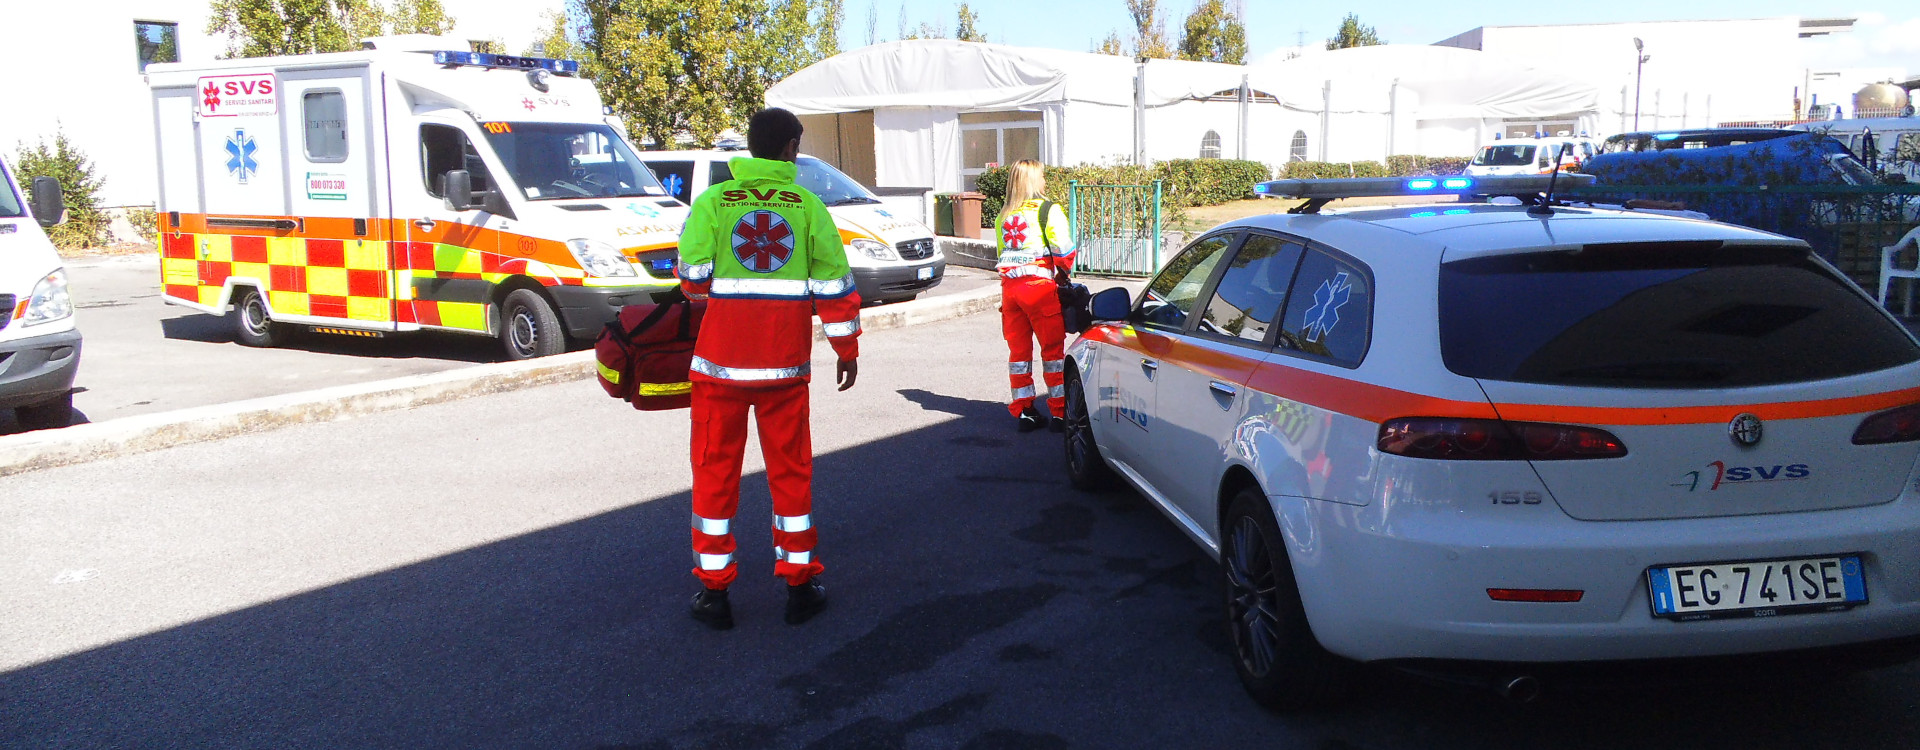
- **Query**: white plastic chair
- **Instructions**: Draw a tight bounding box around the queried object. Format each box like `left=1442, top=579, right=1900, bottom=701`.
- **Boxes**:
left=1883, top=226, right=1920, bottom=318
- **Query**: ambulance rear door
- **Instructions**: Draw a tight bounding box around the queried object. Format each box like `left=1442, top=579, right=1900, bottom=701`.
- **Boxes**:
left=279, top=66, right=397, bottom=329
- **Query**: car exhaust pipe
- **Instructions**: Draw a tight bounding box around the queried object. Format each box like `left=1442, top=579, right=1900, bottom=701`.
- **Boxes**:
left=1495, top=675, right=1542, bottom=703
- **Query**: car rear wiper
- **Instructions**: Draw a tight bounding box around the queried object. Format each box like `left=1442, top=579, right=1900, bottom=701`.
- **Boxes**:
left=826, top=197, right=882, bottom=206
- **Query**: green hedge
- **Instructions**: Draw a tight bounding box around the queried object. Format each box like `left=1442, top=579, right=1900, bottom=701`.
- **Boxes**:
left=1385, top=155, right=1469, bottom=176
left=1281, top=157, right=1468, bottom=179
left=975, top=159, right=1267, bottom=225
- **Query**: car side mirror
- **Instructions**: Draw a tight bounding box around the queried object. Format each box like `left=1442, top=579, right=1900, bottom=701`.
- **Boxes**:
left=444, top=170, right=475, bottom=211
left=1089, top=286, right=1132, bottom=322
left=480, top=188, right=516, bottom=219
left=29, top=176, right=64, bottom=227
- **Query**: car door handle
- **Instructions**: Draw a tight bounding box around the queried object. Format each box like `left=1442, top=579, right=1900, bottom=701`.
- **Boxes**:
left=1140, top=358, right=1158, bottom=380
left=1208, top=381, right=1237, bottom=398
left=413, top=218, right=437, bottom=232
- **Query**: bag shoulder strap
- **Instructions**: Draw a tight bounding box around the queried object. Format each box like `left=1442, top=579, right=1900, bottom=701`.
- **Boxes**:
left=619, top=299, right=681, bottom=343
left=1036, top=200, right=1055, bottom=252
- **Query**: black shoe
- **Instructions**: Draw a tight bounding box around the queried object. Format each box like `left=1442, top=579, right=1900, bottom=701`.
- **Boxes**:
left=785, top=579, right=828, bottom=625
left=1048, top=411, right=1066, bottom=433
left=691, top=588, right=734, bottom=630
left=1017, top=407, right=1048, bottom=433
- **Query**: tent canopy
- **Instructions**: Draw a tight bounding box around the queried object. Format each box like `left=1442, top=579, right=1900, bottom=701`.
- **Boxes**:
left=765, top=39, right=1249, bottom=114
left=1248, top=45, right=1601, bottom=119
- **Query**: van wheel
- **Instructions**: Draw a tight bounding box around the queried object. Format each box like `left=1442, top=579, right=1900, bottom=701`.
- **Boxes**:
left=1063, top=367, right=1116, bottom=491
left=501, top=288, right=564, bottom=360
left=16, top=392, right=75, bottom=431
left=230, top=287, right=285, bottom=347
left=1222, top=487, right=1351, bottom=711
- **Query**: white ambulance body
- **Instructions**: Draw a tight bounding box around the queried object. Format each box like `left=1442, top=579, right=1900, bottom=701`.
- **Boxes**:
left=146, top=36, right=686, bottom=359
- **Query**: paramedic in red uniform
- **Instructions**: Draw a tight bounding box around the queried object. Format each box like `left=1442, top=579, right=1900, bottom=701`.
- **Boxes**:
left=676, top=108, right=861, bottom=629
left=994, top=159, right=1077, bottom=432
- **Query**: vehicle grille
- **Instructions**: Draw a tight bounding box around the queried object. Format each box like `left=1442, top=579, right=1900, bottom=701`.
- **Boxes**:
left=0, top=294, right=12, bottom=331
left=895, top=239, right=935, bottom=260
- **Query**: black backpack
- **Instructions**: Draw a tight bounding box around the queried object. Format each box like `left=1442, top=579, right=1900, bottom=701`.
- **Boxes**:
left=1038, top=200, right=1093, bottom=334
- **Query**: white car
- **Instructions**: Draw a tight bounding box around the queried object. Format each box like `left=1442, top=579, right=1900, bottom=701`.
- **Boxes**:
left=1465, top=136, right=1595, bottom=177
left=1062, top=175, right=1920, bottom=709
left=636, top=150, right=944, bottom=304
left=0, top=155, right=79, bottom=430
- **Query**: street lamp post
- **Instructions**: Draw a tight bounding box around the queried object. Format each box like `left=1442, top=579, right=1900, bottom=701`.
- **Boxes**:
left=1633, top=37, right=1650, bottom=131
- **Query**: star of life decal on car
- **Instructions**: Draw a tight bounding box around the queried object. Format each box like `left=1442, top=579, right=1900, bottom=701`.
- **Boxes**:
left=1302, top=271, right=1352, bottom=343
left=732, top=210, right=795, bottom=273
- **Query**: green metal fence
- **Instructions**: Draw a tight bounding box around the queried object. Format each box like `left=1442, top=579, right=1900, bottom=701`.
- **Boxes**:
left=1068, top=180, right=1163, bottom=277
left=1564, top=183, right=1920, bottom=294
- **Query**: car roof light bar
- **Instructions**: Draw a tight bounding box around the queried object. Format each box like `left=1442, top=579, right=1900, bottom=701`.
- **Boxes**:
left=1254, top=174, right=1596, bottom=214
left=432, top=50, right=580, bottom=75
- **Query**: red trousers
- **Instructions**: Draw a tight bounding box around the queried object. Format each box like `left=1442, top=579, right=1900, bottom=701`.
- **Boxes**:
left=690, top=381, right=821, bottom=589
left=1001, top=278, right=1067, bottom=418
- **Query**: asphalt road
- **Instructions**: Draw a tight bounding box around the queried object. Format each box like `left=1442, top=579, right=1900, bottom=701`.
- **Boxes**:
left=6, top=311, right=1920, bottom=749
left=0, top=254, right=998, bottom=435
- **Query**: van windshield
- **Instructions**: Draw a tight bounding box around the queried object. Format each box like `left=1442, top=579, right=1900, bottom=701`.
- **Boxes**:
left=1473, top=145, right=1536, bottom=167
left=0, top=165, right=23, bottom=218
left=796, top=157, right=880, bottom=206
left=481, top=122, right=668, bottom=201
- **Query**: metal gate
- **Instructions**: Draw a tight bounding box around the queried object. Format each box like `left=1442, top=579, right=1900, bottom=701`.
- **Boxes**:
left=1069, top=180, right=1163, bottom=277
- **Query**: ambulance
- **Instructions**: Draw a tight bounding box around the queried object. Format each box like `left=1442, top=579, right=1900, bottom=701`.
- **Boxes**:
left=0, top=160, right=79, bottom=430
left=145, top=36, right=686, bottom=359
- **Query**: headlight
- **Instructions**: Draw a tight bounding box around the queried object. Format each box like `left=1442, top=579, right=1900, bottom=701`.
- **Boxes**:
left=566, top=238, right=637, bottom=278
left=851, top=238, right=897, bottom=261
left=21, top=269, right=72, bottom=326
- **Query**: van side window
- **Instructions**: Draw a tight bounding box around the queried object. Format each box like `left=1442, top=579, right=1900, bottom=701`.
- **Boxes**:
left=643, top=160, right=694, bottom=203
left=1278, top=248, right=1372, bottom=367
left=421, top=124, right=492, bottom=197
left=709, top=161, right=733, bottom=186
left=303, top=91, right=348, bottom=162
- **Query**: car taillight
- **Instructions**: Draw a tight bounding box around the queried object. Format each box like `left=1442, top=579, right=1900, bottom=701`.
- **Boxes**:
left=1853, top=403, right=1920, bottom=445
left=1378, top=418, right=1627, bottom=460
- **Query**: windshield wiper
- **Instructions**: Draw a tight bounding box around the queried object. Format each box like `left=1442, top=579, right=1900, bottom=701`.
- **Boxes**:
left=826, top=197, right=881, bottom=206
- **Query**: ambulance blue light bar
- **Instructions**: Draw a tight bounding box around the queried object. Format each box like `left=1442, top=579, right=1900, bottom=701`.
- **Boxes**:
left=433, top=50, right=580, bottom=75
left=1253, top=173, right=1595, bottom=199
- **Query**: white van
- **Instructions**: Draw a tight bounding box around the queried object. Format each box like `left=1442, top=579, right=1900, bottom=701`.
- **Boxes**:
left=146, top=36, right=686, bottom=359
left=1465, top=137, right=1596, bottom=177
left=637, top=150, right=944, bottom=304
left=0, top=157, right=80, bottom=430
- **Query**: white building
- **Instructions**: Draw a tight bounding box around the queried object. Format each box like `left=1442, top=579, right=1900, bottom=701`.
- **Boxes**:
left=0, top=1, right=560, bottom=211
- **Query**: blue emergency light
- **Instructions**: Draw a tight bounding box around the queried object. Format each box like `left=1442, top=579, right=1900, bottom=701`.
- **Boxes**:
left=1251, top=173, right=1596, bottom=213
left=433, top=50, right=580, bottom=75
left=1406, top=178, right=1438, bottom=190
left=1442, top=177, right=1473, bottom=190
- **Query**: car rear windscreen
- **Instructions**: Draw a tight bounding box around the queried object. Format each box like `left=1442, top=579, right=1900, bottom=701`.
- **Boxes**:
left=1439, top=243, right=1920, bottom=388
left=1473, top=145, right=1535, bottom=167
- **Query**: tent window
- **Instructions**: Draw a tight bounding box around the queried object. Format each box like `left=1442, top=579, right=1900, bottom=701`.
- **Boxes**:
left=1200, top=131, right=1222, bottom=159
left=959, top=111, right=1044, bottom=191
left=1289, top=132, right=1308, bottom=162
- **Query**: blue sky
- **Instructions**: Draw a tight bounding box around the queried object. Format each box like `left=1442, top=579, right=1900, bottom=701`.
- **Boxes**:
left=843, top=1, right=1920, bottom=73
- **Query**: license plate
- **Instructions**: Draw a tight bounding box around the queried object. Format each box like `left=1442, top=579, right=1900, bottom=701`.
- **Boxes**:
left=1648, top=555, right=1866, bottom=621
left=917, top=266, right=935, bottom=280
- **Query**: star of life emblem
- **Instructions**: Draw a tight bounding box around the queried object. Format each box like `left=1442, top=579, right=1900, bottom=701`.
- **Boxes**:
left=732, top=210, right=795, bottom=273
left=1002, top=214, right=1030, bottom=250
left=1301, top=272, right=1352, bottom=343
left=225, top=129, right=259, bottom=184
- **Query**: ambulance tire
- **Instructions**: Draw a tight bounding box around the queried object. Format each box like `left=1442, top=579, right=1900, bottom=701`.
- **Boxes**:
left=1221, top=488, right=1352, bottom=713
left=230, top=287, right=287, bottom=348
left=501, top=288, right=564, bottom=360
left=15, top=392, right=75, bottom=431
left=1063, top=366, right=1117, bottom=492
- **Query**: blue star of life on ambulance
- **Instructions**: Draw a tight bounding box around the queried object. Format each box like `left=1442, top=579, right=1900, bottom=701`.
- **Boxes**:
left=660, top=172, right=684, bottom=198
left=225, top=129, right=258, bottom=184
left=1301, top=271, right=1351, bottom=344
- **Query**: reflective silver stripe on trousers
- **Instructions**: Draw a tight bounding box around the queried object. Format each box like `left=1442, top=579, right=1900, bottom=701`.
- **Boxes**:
left=678, top=261, right=714, bottom=280
left=773, top=513, right=812, bottom=533
left=776, top=548, right=813, bottom=565
left=693, top=514, right=731, bottom=536
left=691, top=356, right=811, bottom=381
left=1012, top=385, right=1037, bottom=399
left=1042, top=359, right=1065, bottom=374
left=809, top=273, right=856, bottom=296
left=698, top=552, right=735, bottom=570
left=822, top=318, right=861, bottom=337
left=1048, top=384, right=1066, bottom=398
left=711, top=277, right=809, bottom=297
left=1008, top=361, right=1032, bottom=375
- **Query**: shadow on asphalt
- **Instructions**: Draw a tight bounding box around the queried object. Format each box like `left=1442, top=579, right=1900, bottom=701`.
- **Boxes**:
left=160, top=313, right=515, bottom=364
left=6, top=388, right=1920, bottom=748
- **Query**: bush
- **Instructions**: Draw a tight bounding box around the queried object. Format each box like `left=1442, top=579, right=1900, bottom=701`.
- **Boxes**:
left=1385, top=155, right=1469, bottom=177
left=1281, top=160, right=1388, bottom=179
left=14, top=128, right=108, bottom=250
left=1155, top=159, right=1271, bottom=206
left=127, top=206, right=159, bottom=243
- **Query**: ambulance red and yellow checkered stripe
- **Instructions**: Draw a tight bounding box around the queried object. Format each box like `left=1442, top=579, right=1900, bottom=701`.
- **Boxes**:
left=159, top=213, right=675, bottom=333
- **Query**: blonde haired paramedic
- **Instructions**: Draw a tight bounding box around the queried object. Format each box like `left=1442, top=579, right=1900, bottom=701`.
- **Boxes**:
left=994, top=159, right=1077, bottom=433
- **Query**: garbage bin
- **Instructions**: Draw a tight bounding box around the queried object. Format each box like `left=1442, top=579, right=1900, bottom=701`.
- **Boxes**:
left=955, top=192, right=986, bottom=240
left=932, top=192, right=956, bottom=236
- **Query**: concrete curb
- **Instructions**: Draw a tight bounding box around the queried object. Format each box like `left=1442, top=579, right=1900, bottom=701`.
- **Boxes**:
left=0, top=285, right=1002, bottom=478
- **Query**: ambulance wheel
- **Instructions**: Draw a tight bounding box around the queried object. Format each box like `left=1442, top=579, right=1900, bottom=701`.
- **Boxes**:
left=1063, top=367, right=1116, bottom=491
left=1222, top=488, right=1351, bottom=712
left=230, top=287, right=286, bottom=348
left=501, top=288, right=564, bottom=360
left=15, top=392, right=75, bottom=431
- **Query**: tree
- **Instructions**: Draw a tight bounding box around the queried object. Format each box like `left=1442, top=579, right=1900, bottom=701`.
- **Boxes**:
left=207, top=0, right=388, bottom=57
left=955, top=3, right=985, bottom=43
left=865, top=2, right=878, bottom=46
left=14, top=128, right=108, bottom=250
left=1125, top=0, right=1172, bottom=59
left=1094, top=29, right=1125, bottom=56
left=387, top=0, right=455, bottom=35
left=1326, top=13, right=1384, bottom=50
left=1177, top=0, right=1245, bottom=64
left=814, top=0, right=843, bottom=57
left=525, top=8, right=578, bottom=59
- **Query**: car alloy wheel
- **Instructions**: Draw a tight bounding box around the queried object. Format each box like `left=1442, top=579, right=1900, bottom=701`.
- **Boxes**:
left=1227, top=515, right=1283, bottom=678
